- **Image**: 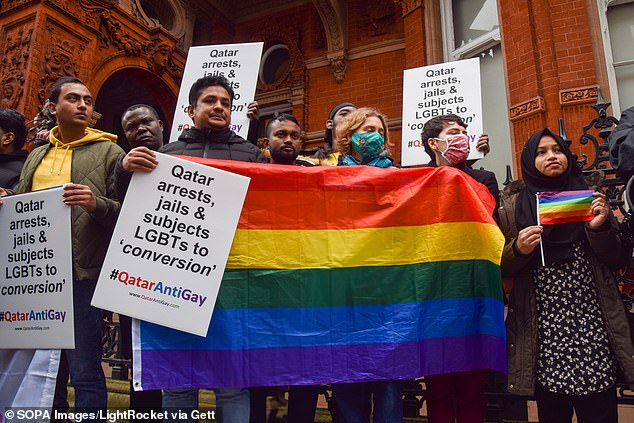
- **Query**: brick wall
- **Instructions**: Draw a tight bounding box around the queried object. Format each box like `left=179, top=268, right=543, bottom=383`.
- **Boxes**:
left=499, top=0, right=604, bottom=176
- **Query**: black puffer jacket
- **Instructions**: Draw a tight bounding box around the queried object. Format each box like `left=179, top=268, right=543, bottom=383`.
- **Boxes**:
left=115, top=128, right=264, bottom=201
left=161, top=127, right=265, bottom=162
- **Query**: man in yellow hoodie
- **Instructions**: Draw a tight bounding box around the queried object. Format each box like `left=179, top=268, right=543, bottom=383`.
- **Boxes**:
left=12, top=76, right=124, bottom=415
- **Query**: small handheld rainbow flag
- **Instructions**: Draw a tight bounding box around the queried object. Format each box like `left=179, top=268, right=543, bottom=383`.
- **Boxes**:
left=537, top=190, right=595, bottom=225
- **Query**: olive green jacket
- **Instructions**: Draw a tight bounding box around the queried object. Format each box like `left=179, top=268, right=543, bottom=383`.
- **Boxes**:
left=16, top=138, right=124, bottom=281
left=499, top=181, right=634, bottom=396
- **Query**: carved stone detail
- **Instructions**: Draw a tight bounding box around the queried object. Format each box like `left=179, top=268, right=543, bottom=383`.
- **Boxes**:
left=392, top=0, right=422, bottom=17
left=509, top=96, right=545, bottom=121
left=328, top=52, right=348, bottom=84
left=314, top=0, right=345, bottom=51
left=0, top=24, right=33, bottom=109
left=42, top=0, right=119, bottom=26
left=96, top=9, right=182, bottom=80
left=2, top=0, right=31, bottom=12
left=38, top=24, right=87, bottom=104
left=130, top=0, right=151, bottom=27
left=98, top=10, right=144, bottom=55
left=559, top=85, right=599, bottom=105
left=41, top=0, right=180, bottom=79
left=314, top=0, right=349, bottom=82
left=145, top=40, right=182, bottom=79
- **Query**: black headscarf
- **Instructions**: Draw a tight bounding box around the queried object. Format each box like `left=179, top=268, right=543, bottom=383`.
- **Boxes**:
left=323, top=102, right=356, bottom=147
left=516, top=128, right=589, bottom=265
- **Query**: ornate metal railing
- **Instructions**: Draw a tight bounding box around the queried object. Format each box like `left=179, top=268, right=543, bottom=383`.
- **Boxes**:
left=562, top=89, right=625, bottom=211
left=564, top=90, right=634, bottom=289
left=102, top=315, right=130, bottom=381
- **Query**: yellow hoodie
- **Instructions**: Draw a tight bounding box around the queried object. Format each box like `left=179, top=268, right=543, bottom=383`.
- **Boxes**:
left=31, top=127, right=117, bottom=191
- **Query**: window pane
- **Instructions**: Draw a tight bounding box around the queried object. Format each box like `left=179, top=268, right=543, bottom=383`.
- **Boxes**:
left=615, top=63, right=634, bottom=111
left=607, top=2, right=634, bottom=62
left=453, top=0, right=499, bottom=49
left=474, top=45, right=513, bottom=186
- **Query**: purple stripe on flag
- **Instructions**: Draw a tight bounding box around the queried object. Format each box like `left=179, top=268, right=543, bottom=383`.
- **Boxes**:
left=138, top=334, right=507, bottom=389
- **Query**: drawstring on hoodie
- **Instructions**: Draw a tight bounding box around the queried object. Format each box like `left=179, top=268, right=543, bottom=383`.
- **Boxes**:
left=50, top=141, right=71, bottom=175
left=30, top=126, right=118, bottom=192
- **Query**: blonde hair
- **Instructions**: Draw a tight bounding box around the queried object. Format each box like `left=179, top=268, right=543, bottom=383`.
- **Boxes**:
left=334, top=107, right=392, bottom=155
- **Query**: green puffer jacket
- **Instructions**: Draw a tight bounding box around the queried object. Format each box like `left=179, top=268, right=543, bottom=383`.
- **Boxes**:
left=16, top=139, right=124, bottom=281
left=499, top=180, right=634, bottom=396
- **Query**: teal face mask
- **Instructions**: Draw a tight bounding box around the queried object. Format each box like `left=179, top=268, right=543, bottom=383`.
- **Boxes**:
left=351, top=131, right=385, bottom=159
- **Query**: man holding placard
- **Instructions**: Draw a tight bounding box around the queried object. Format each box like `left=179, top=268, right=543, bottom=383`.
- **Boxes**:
left=121, top=75, right=264, bottom=421
left=115, top=103, right=165, bottom=419
left=8, top=76, right=124, bottom=416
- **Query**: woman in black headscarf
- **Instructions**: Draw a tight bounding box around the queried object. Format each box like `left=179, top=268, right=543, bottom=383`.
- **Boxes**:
left=499, top=128, right=634, bottom=422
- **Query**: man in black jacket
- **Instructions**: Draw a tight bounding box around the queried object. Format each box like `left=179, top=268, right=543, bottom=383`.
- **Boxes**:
left=0, top=109, right=28, bottom=189
left=122, top=76, right=264, bottom=171
left=120, top=75, right=264, bottom=422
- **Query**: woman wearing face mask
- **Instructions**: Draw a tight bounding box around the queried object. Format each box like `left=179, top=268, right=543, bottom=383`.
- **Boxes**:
left=422, top=114, right=499, bottom=222
left=334, top=107, right=395, bottom=168
left=331, top=107, right=402, bottom=423
left=500, top=128, right=634, bottom=422
left=420, top=114, right=500, bottom=422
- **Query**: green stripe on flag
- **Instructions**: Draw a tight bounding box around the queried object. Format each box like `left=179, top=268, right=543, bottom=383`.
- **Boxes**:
left=216, top=260, right=502, bottom=309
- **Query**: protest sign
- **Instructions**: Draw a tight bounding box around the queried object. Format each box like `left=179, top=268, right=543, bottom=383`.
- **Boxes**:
left=0, top=187, right=73, bottom=349
left=92, top=153, right=250, bottom=336
left=401, top=58, right=483, bottom=167
left=169, top=42, right=264, bottom=142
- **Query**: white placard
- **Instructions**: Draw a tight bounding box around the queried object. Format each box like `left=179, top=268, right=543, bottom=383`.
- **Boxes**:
left=0, top=188, right=74, bottom=348
left=169, top=42, right=264, bottom=142
left=93, top=153, right=250, bottom=336
left=401, top=58, right=484, bottom=167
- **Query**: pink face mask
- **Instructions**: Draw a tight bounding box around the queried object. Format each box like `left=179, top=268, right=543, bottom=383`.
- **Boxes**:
left=438, top=134, right=470, bottom=165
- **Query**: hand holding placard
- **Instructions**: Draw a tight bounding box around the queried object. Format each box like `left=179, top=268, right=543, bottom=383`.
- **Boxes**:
left=0, top=187, right=74, bottom=348
left=93, top=153, right=250, bottom=336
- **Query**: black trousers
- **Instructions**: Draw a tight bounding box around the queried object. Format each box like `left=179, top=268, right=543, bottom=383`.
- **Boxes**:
left=535, top=384, right=618, bottom=423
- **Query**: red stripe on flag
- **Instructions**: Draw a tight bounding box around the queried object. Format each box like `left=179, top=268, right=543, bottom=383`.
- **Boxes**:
left=177, top=157, right=497, bottom=230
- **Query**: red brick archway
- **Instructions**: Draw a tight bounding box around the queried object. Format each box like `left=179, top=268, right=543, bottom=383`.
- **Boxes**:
left=94, top=67, right=178, bottom=151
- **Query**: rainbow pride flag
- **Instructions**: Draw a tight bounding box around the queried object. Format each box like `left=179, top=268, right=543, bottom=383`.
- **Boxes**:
left=537, top=190, right=594, bottom=225
left=133, top=160, right=506, bottom=389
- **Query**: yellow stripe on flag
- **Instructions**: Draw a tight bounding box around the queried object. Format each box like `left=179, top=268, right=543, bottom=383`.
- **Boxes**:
left=539, top=202, right=590, bottom=213
left=227, top=222, right=504, bottom=269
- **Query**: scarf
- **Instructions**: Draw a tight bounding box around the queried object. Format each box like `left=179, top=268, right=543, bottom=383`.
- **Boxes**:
left=516, top=128, right=589, bottom=265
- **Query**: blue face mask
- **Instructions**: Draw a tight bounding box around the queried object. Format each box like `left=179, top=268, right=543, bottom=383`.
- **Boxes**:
left=351, top=131, right=385, bottom=159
